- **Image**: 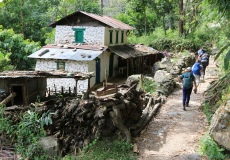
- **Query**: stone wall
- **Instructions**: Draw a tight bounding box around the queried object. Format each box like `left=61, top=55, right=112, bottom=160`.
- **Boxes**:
left=35, top=59, right=89, bottom=93
left=153, top=52, right=196, bottom=95
left=55, top=25, right=105, bottom=45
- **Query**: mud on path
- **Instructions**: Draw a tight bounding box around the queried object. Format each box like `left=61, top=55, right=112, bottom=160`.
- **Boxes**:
left=135, top=56, right=219, bottom=160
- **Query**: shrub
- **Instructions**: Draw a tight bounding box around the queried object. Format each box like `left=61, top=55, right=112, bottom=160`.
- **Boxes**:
left=199, top=134, right=226, bottom=160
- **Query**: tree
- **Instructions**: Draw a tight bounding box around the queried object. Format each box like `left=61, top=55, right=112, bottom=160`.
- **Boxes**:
left=0, top=0, right=54, bottom=45
left=205, top=0, right=230, bottom=71
left=0, top=26, right=40, bottom=70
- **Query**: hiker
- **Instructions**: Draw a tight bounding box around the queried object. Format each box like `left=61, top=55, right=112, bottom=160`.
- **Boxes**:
left=192, top=59, right=203, bottom=88
left=178, top=67, right=197, bottom=111
left=200, top=52, right=210, bottom=80
left=198, top=46, right=206, bottom=59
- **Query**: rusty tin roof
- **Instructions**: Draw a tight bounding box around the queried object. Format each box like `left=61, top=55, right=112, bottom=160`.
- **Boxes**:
left=50, top=10, right=134, bottom=30
left=108, top=44, right=159, bottom=59
left=0, top=71, right=93, bottom=79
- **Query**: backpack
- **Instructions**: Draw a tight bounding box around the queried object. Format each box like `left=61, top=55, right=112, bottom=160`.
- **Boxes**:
left=183, top=72, right=193, bottom=88
left=192, top=63, right=202, bottom=75
left=200, top=53, right=209, bottom=63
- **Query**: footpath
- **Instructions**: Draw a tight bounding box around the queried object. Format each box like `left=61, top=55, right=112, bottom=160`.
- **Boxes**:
left=135, top=56, right=219, bottom=160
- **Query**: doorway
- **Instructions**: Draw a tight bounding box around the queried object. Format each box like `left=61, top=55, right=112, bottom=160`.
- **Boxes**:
left=11, top=85, right=24, bottom=105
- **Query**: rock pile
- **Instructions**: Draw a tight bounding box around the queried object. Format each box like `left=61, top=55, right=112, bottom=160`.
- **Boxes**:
left=153, top=52, right=196, bottom=95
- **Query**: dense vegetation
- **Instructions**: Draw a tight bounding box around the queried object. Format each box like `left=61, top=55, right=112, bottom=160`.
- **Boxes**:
left=0, top=0, right=230, bottom=159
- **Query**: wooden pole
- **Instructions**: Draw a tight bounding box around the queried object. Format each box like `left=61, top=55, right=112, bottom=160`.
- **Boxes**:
left=105, top=69, right=108, bottom=87
left=0, top=92, right=16, bottom=105
left=75, top=78, right=78, bottom=97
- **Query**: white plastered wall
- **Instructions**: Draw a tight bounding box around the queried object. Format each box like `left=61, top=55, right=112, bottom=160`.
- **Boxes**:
left=88, top=51, right=110, bottom=87
left=55, top=25, right=105, bottom=45
left=35, top=59, right=89, bottom=93
left=104, top=28, right=128, bottom=46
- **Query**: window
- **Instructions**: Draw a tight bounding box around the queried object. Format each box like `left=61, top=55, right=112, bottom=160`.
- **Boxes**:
left=115, top=30, right=119, bottom=44
left=72, top=28, right=85, bottom=43
left=56, top=62, right=65, bottom=70
left=121, top=31, right=124, bottom=43
left=109, top=30, right=113, bottom=44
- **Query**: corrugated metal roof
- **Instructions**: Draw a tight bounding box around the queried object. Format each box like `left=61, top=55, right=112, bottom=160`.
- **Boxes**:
left=0, top=71, right=45, bottom=78
left=132, top=44, right=159, bottom=55
left=0, top=71, right=93, bottom=79
left=50, top=10, right=134, bottom=30
left=28, top=48, right=103, bottom=61
left=109, top=45, right=143, bottom=59
left=43, top=44, right=108, bottom=51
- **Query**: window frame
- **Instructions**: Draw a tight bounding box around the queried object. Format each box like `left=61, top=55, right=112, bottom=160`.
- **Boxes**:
left=115, top=30, right=119, bottom=44
left=56, top=61, right=65, bottom=70
left=109, top=30, right=113, bottom=44
left=121, top=31, right=124, bottom=43
left=72, top=28, right=86, bottom=43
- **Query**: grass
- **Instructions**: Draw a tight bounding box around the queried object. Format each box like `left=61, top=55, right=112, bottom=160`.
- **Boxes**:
left=142, top=78, right=157, bottom=94
left=63, top=137, right=137, bottom=160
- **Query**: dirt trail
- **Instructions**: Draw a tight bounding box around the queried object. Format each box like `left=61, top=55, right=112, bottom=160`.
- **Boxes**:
left=135, top=56, right=219, bottom=160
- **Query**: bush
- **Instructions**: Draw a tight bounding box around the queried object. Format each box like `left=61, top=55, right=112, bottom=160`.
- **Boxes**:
left=199, top=134, right=227, bottom=160
left=0, top=106, right=54, bottom=159
left=150, top=38, right=200, bottom=53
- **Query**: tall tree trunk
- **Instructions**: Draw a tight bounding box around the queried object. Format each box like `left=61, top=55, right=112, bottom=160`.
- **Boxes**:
left=162, top=15, right=166, bottom=36
left=144, top=6, right=147, bottom=35
left=20, top=0, right=24, bottom=36
left=178, top=0, right=184, bottom=37
left=100, top=0, right=103, bottom=15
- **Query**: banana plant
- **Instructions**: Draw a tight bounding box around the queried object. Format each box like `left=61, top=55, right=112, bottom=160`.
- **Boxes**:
left=214, top=43, right=230, bottom=71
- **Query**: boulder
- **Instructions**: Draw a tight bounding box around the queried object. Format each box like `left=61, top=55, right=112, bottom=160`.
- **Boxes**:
left=152, top=57, right=173, bottom=75
left=40, top=136, right=60, bottom=157
left=209, top=100, right=230, bottom=151
left=154, top=70, right=176, bottom=95
left=154, top=70, right=173, bottom=83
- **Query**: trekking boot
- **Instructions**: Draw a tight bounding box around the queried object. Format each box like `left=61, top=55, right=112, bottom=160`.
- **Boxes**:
left=186, top=103, right=189, bottom=107
left=183, top=105, right=186, bottom=111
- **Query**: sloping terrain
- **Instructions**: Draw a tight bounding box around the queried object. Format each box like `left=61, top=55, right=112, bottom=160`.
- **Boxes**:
left=135, top=57, right=219, bottom=160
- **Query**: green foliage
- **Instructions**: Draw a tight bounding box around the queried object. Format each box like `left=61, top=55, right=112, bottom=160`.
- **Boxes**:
left=0, top=105, right=55, bottom=159
left=143, top=78, right=157, bottom=94
left=67, top=137, right=136, bottom=160
left=199, top=134, right=226, bottom=160
left=202, top=102, right=216, bottom=124
left=0, top=0, right=53, bottom=43
left=224, top=49, right=230, bottom=70
left=0, top=105, right=14, bottom=138
left=44, top=28, right=56, bottom=44
left=128, top=27, right=178, bottom=46
left=0, top=52, right=14, bottom=71
left=0, top=27, right=40, bottom=70
left=206, top=0, right=230, bottom=19
left=150, top=38, right=199, bottom=52
left=15, top=110, right=47, bottom=158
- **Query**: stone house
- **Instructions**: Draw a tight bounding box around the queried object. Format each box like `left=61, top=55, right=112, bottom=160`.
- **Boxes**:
left=28, top=11, right=161, bottom=94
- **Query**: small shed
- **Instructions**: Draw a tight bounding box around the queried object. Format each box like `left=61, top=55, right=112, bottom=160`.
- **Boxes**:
left=0, top=71, right=94, bottom=106
left=0, top=71, right=47, bottom=106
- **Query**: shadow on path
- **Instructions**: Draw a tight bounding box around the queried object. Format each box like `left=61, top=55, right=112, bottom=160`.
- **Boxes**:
left=135, top=56, right=219, bottom=160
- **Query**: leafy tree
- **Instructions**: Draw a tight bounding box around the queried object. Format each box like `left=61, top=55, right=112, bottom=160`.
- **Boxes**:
left=44, top=0, right=100, bottom=22
left=204, top=0, right=230, bottom=71
left=0, top=0, right=54, bottom=45
left=0, top=26, right=40, bottom=70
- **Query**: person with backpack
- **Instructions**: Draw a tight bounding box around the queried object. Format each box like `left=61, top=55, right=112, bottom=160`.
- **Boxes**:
left=200, top=52, right=210, bottom=80
left=192, top=59, right=203, bottom=89
left=198, top=46, right=206, bottom=58
left=178, top=67, right=197, bottom=111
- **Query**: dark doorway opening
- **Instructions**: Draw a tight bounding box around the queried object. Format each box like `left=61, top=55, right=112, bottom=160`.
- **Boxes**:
left=12, top=86, right=24, bottom=105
